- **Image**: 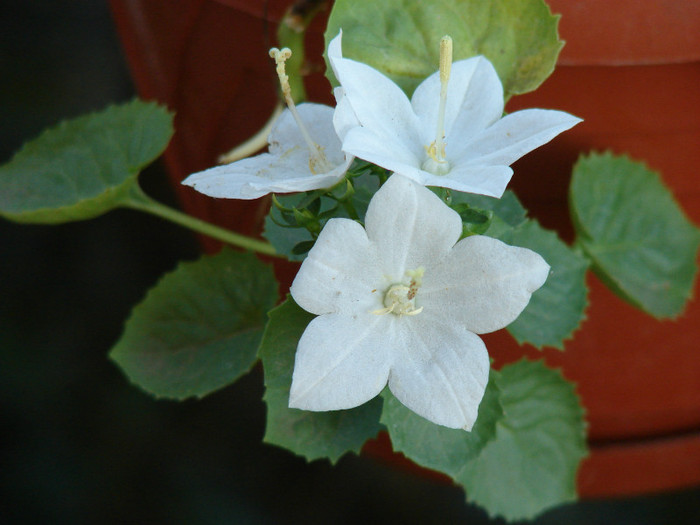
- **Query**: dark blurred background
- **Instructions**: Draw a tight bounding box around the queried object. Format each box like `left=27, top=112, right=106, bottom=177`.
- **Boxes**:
left=1, top=2, right=698, bottom=524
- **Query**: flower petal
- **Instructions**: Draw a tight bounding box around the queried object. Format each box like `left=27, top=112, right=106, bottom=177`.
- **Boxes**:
left=341, top=126, right=423, bottom=174
left=327, top=32, right=423, bottom=165
left=332, top=86, right=359, bottom=141
left=182, top=103, right=352, bottom=199
left=387, top=315, right=490, bottom=430
left=420, top=235, right=550, bottom=334
left=411, top=56, right=504, bottom=147
left=364, top=175, right=462, bottom=280
left=290, top=218, right=383, bottom=316
left=415, top=164, right=513, bottom=198
left=452, top=108, right=582, bottom=167
left=269, top=103, right=346, bottom=166
left=181, top=154, right=350, bottom=199
left=289, top=312, right=391, bottom=411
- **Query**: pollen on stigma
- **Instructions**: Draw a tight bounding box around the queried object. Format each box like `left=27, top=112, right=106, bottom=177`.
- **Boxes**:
left=269, top=47, right=333, bottom=174
left=372, top=267, right=425, bottom=317
left=422, top=35, right=453, bottom=176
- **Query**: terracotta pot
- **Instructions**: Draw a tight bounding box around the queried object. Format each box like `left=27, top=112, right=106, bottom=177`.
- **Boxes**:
left=500, top=0, right=700, bottom=497
left=109, top=0, right=700, bottom=498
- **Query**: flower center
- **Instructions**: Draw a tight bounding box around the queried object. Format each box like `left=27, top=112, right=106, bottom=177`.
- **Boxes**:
left=372, top=267, right=424, bottom=317
left=270, top=47, right=333, bottom=174
left=421, top=36, right=452, bottom=176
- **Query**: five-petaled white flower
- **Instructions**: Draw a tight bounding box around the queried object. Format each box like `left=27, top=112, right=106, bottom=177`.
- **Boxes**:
left=183, top=47, right=353, bottom=200
left=289, top=174, right=550, bottom=430
left=328, top=31, right=581, bottom=198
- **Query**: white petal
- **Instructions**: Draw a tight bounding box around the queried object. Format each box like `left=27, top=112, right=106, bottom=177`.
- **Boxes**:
left=453, top=109, right=582, bottom=167
left=416, top=164, right=513, bottom=198
left=289, top=312, right=391, bottom=411
left=364, top=175, right=462, bottom=280
left=182, top=153, right=350, bottom=199
left=387, top=315, right=490, bottom=430
left=182, top=103, right=351, bottom=199
left=421, top=235, right=550, bottom=334
left=269, top=103, right=346, bottom=166
left=326, top=31, right=344, bottom=77
left=290, top=218, right=383, bottom=316
left=342, top=126, right=422, bottom=174
left=332, top=87, right=359, bottom=142
left=444, top=57, right=505, bottom=146
left=412, top=56, right=504, bottom=147
left=328, top=33, right=423, bottom=164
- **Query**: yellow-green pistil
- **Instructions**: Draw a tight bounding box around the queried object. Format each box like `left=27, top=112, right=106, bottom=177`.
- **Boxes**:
left=422, top=35, right=453, bottom=176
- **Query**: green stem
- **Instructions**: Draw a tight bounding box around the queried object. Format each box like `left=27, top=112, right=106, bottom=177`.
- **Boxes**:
left=124, top=184, right=280, bottom=257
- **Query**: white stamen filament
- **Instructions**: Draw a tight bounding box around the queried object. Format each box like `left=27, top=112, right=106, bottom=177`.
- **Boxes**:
left=269, top=47, right=332, bottom=174
left=422, top=36, right=453, bottom=175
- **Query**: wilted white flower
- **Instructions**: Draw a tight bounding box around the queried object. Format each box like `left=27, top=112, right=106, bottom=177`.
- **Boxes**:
left=289, top=174, right=550, bottom=430
left=328, top=31, right=581, bottom=198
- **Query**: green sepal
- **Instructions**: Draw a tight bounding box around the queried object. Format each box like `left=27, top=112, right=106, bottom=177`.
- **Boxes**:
left=263, top=171, right=379, bottom=261
left=0, top=99, right=173, bottom=224
left=452, top=203, right=494, bottom=237
left=451, top=190, right=528, bottom=228
left=258, top=298, right=384, bottom=463
left=110, top=249, right=277, bottom=400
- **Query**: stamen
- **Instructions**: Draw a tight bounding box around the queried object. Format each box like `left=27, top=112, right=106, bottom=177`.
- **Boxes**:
left=371, top=267, right=425, bottom=317
left=421, top=36, right=453, bottom=175
left=269, top=47, right=332, bottom=174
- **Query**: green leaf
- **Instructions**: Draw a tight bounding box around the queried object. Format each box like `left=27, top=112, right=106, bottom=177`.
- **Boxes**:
left=110, top=249, right=277, bottom=400
left=570, top=152, right=700, bottom=318
left=0, top=99, right=173, bottom=224
left=382, top=360, right=586, bottom=521
left=459, top=360, right=587, bottom=521
left=493, top=219, right=589, bottom=349
left=259, top=298, right=384, bottom=463
left=451, top=189, right=528, bottom=228
left=381, top=368, right=503, bottom=466
left=325, top=0, right=562, bottom=98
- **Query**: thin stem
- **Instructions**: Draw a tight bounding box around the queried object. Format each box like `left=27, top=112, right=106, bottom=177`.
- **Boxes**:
left=124, top=184, right=280, bottom=257
left=341, top=199, right=359, bottom=221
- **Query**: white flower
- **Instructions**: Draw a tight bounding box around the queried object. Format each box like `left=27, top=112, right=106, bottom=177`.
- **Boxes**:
left=182, top=103, right=353, bottom=199
left=289, top=174, right=550, bottom=430
left=328, top=31, right=581, bottom=198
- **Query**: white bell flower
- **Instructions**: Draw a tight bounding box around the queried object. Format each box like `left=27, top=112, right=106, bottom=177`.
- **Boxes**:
left=328, top=31, right=581, bottom=198
left=289, top=174, right=550, bottom=430
left=183, top=48, right=352, bottom=200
